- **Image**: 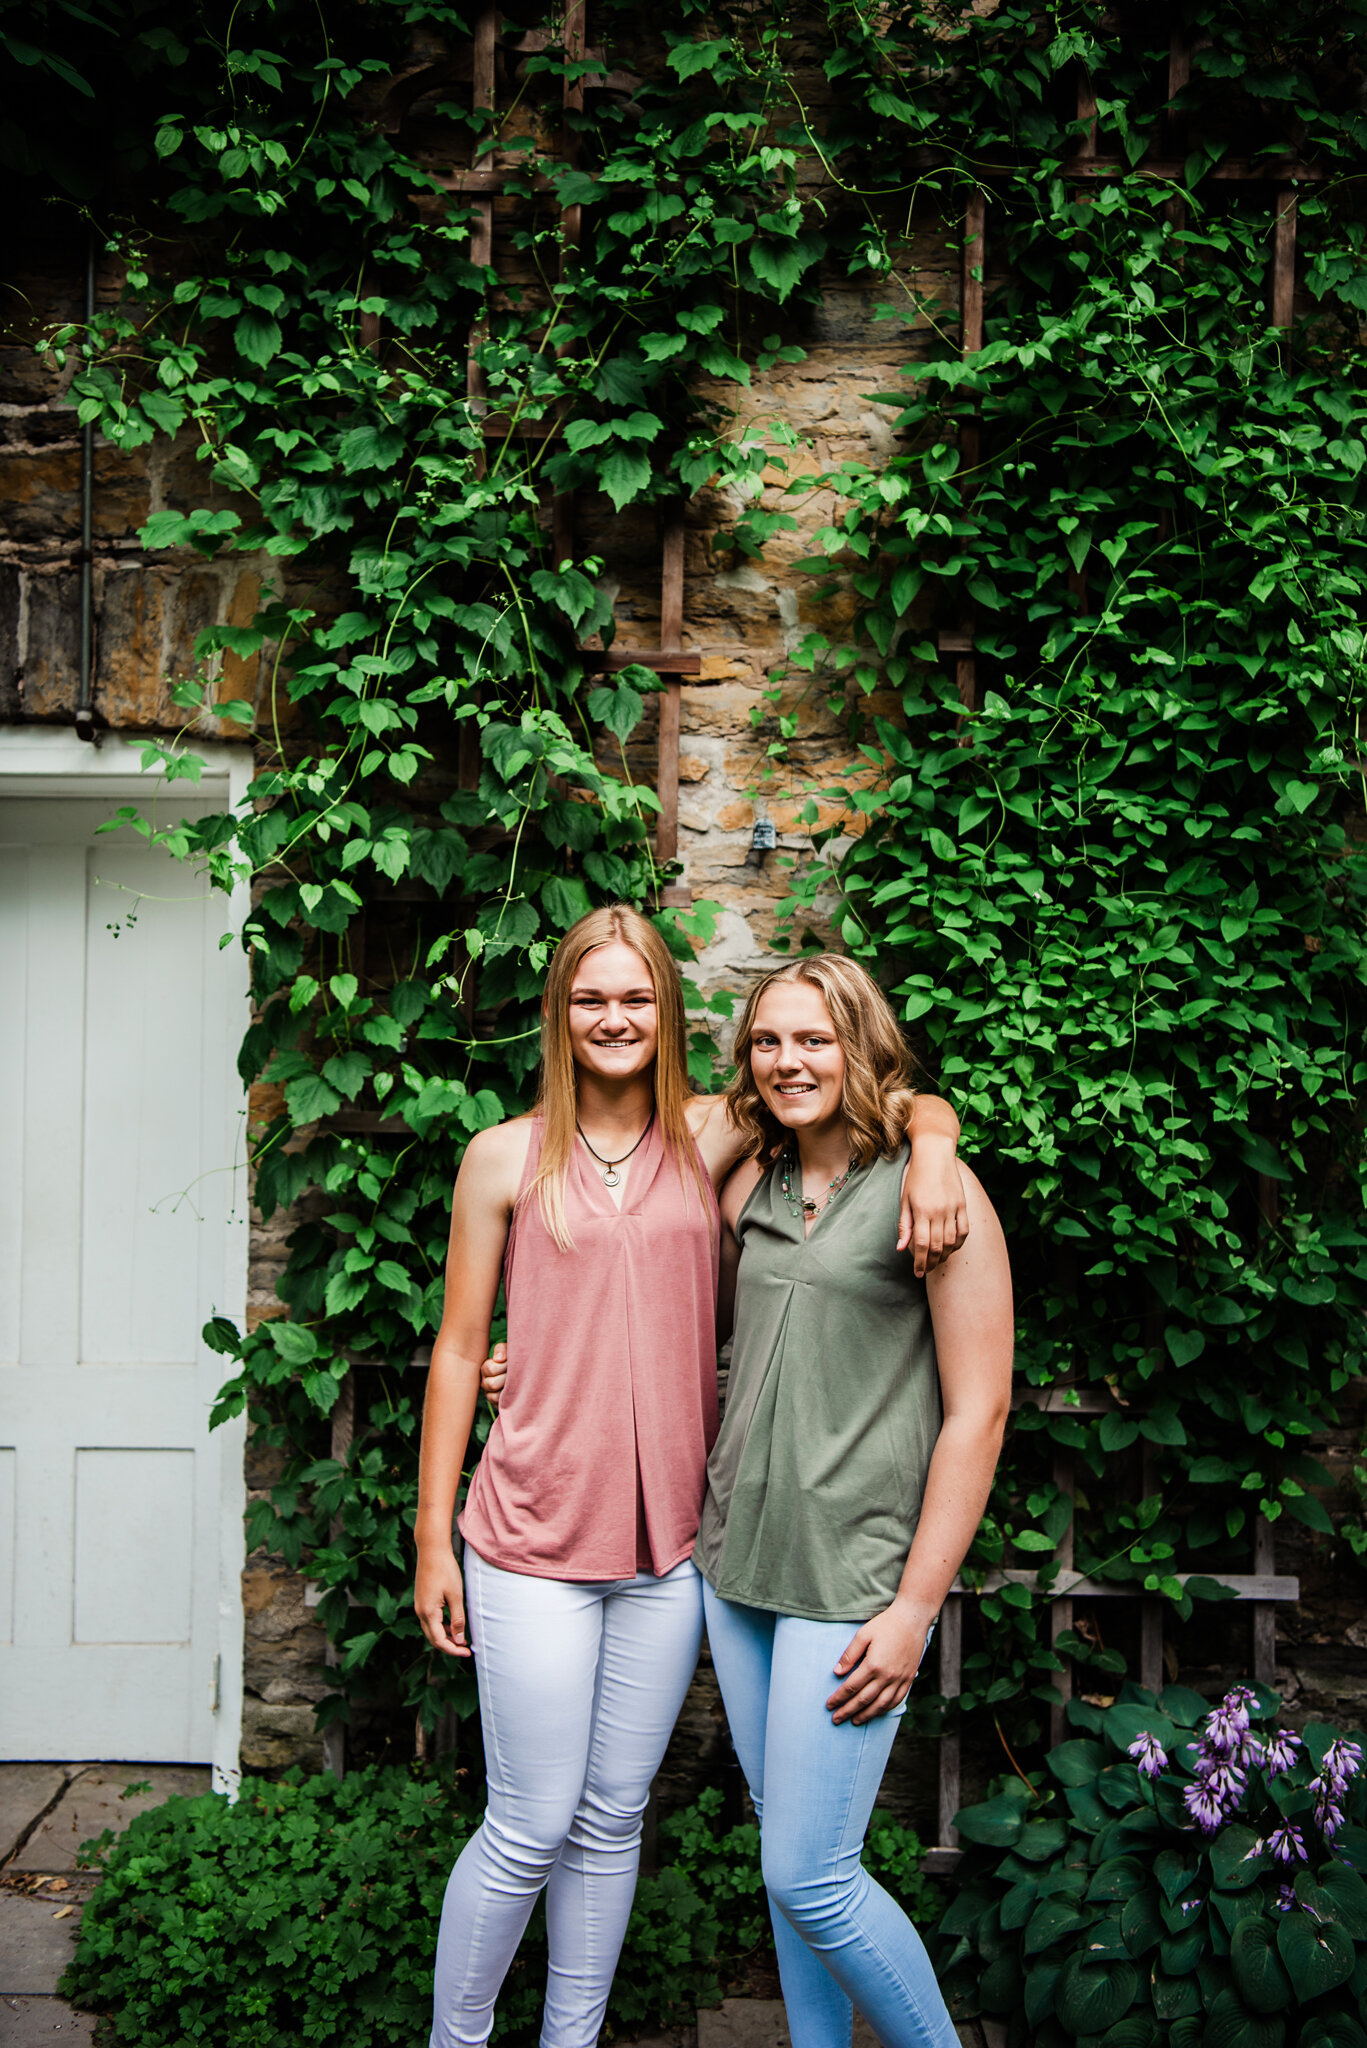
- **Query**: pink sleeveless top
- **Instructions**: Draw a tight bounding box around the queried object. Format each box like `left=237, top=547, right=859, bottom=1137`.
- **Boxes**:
left=458, top=1115, right=720, bottom=1580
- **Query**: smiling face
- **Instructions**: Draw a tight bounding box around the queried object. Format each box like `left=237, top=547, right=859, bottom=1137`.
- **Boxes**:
left=747, top=978, right=848, bottom=1139
left=565, top=941, right=660, bottom=1085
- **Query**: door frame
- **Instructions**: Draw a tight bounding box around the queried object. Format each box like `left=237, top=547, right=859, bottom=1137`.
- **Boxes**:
left=0, top=726, right=253, bottom=1792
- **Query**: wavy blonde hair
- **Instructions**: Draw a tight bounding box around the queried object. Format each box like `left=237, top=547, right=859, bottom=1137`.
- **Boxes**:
left=529, top=903, right=710, bottom=1250
left=724, top=954, right=925, bottom=1167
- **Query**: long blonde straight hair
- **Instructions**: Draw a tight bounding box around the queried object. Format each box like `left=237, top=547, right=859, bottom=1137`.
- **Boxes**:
left=529, top=903, right=711, bottom=1250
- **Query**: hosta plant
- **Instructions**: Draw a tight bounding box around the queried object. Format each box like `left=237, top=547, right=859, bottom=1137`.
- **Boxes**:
left=934, top=1681, right=1367, bottom=2048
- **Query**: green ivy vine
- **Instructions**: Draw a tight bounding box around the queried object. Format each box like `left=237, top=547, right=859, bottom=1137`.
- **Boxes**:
left=12, top=0, right=1367, bottom=1758
left=764, top=3, right=1367, bottom=1731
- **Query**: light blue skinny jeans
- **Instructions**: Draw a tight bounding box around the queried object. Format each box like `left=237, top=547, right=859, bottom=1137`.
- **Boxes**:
left=702, top=1582, right=958, bottom=2048
left=431, top=1549, right=703, bottom=2048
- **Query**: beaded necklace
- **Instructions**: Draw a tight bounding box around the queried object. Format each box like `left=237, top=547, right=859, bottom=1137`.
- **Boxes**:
left=778, top=1146, right=854, bottom=1221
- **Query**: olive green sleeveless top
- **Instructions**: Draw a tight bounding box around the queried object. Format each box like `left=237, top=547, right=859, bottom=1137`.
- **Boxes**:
left=694, top=1142, right=941, bottom=1622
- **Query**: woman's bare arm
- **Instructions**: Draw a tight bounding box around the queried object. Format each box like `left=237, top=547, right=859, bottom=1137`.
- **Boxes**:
left=414, top=1120, right=528, bottom=1657
left=827, top=1165, right=1013, bottom=1722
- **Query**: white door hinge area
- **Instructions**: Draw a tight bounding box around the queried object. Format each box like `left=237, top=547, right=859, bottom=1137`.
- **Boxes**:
left=208, top=1652, right=221, bottom=1713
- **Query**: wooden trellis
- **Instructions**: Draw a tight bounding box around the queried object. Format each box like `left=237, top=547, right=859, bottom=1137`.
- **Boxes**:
left=922, top=36, right=1315, bottom=1868
left=924, top=1387, right=1301, bottom=1876
left=940, top=27, right=1322, bottom=710
left=379, top=5, right=716, bottom=905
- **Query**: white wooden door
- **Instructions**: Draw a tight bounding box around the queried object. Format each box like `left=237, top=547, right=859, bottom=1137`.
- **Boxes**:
left=0, top=786, right=247, bottom=1767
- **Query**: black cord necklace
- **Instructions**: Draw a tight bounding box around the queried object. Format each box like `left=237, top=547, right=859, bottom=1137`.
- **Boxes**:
left=576, top=1108, right=655, bottom=1188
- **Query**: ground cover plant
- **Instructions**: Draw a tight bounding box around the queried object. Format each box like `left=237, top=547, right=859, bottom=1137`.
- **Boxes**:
left=4, top=0, right=1366, bottom=1753
left=933, top=1681, right=1367, bottom=2047
left=58, top=1772, right=933, bottom=2046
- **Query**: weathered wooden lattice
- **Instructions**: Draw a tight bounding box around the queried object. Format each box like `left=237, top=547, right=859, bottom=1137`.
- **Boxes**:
left=377, top=3, right=713, bottom=907
left=924, top=29, right=1309, bottom=1873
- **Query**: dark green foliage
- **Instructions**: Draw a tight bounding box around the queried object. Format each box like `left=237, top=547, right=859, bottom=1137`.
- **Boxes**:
left=933, top=1685, right=1367, bottom=2048
left=768, top=0, right=1367, bottom=1737
left=59, top=1774, right=933, bottom=2045
left=18, top=0, right=1367, bottom=1746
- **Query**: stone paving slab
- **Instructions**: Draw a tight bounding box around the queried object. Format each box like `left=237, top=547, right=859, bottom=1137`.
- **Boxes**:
left=0, top=1767, right=76, bottom=1868
left=13, top=1764, right=211, bottom=1872
left=0, top=1888, right=83, bottom=1996
left=697, top=2001, right=997, bottom=2048
left=0, top=1994, right=97, bottom=2043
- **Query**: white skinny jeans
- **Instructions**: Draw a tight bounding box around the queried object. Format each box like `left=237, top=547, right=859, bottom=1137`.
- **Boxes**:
left=430, top=1546, right=704, bottom=2048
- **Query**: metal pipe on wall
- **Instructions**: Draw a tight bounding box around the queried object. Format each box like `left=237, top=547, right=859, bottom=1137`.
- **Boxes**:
left=74, top=232, right=96, bottom=742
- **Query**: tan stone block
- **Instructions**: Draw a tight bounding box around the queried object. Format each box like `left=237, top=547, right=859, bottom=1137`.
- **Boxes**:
left=0, top=336, right=68, bottom=406
left=721, top=746, right=765, bottom=785
left=20, top=569, right=80, bottom=719
left=250, top=1082, right=288, bottom=1126
left=716, top=800, right=755, bottom=832
left=0, top=444, right=79, bottom=540
left=241, top=1564, right=282, bottom=1617
left=166, top=565, right=222, bottom=684
left=239, top=1698, right=324, bottom=1774
left=93, top=568, right=167, bottom=729
left=766, top=797, right=856, bottom=835
left=683, top=684, right=768, bottom=737
left=244, top=1569, right=322, bottom=1647
left=677, top=753, right=709, bottom=783
left=92, top=446, right=152, bottom=539
left=217, top=567, right=262, bottom=717
left=244, top=1434, right=288, bottom=1491
left=697, top=654, right=752, bottom=685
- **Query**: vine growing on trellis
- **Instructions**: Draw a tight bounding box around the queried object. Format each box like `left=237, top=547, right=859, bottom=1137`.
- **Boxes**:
left=16, top=0, right=1367, bottom=1752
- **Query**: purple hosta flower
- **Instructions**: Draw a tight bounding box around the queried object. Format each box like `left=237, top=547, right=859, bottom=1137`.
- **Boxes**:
left=1184, top=1780, right=1228, bottom=1836
left=1195, top=1760, right=1247, bottom=1804
left=1322, top=1738, right=1363, bottom=1793
left=1266, top=1824, right=1308, bottom=1866
left=1312, top=1779, right=1346, bottom=1842
left=1204, top=1692, right=1254, bottom=1758
left=1128, top=1732, right=1169, bottom=1780
left=1263, top=1729, right=1303, bottom=1779
left=1276, top=1883, right=1298, bottom=1913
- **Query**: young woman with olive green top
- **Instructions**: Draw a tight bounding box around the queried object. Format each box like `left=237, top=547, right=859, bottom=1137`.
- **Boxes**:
left=696, top=955, right=1014, bottom=2048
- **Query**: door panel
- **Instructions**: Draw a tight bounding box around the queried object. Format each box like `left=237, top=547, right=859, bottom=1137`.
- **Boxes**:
left=74, top=1449, right=196, bottom=1643
left=0, top=795, right=247, bottom=1763
left=80, top=844, right=216, bottom=1364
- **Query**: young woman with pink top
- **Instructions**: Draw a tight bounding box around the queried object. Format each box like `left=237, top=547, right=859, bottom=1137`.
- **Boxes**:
left=414, top=903, right=966, bottom=2048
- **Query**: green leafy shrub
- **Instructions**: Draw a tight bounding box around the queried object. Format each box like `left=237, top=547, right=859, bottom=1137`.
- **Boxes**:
left=934, top=1681, right=1367, bottom=2047
left=60, top=1772, right=932, bottom=2046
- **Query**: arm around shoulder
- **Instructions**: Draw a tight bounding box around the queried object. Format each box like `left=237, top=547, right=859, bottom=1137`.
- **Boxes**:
left=924, top=1163, right=1014, bottom=1422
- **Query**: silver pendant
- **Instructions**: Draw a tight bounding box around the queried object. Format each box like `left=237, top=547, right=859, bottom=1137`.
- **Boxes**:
left=603, top=1166, right=621, bottom=1187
